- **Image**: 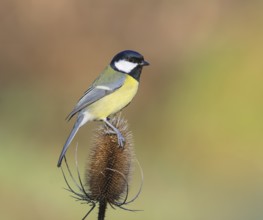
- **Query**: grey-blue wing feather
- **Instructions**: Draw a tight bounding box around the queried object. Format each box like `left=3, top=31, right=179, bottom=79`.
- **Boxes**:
left=66, top=70, right=126, bottom=120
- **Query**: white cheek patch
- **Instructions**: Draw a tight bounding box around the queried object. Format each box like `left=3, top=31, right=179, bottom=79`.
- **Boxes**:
left=114, top=60, right=138, bottom=73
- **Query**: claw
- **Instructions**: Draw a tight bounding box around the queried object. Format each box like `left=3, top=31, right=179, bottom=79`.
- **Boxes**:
left=117, top=133, right=125, bottom=147
left=103, top=118, right=126, bottom=147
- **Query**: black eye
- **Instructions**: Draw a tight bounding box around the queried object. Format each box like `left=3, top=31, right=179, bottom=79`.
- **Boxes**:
left=127, top=57, right=137, bottom=63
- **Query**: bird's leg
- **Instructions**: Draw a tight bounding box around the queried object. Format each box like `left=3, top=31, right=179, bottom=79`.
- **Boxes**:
left=103, top=119, right=125, bottom=147
left=104, top=117, right=115, bottom=134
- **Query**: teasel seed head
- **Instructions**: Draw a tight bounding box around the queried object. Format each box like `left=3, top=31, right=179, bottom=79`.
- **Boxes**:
left=61, top=113, right=143, bottom=220
left=86, top=114, right=134, bottom=204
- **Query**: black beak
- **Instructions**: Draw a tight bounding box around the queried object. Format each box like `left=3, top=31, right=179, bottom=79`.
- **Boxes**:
left=141, top=60, right=150, bottom=66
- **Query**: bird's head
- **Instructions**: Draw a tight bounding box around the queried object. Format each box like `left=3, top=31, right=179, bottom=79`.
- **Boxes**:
left=110, top=50, right=149, bottom=74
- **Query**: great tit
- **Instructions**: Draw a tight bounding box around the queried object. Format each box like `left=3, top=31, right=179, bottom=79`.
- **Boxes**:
left=57, top=50, right=149, bottom=167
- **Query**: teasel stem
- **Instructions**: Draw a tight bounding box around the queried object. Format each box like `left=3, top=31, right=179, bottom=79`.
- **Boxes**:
left=98, top=199, right=107, bottom=220
left=60, top=113, right=143, bottom=220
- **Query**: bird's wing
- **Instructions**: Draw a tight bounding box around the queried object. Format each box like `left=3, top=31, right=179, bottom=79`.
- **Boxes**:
left=66, top=69, right=126, bottom=120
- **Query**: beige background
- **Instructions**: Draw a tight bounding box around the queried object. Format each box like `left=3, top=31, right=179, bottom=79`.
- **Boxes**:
left=1, top=1, right=263, bottom=219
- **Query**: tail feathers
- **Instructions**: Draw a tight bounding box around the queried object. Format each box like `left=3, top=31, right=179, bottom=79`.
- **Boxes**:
left=57, top=116, right=84, bottom=167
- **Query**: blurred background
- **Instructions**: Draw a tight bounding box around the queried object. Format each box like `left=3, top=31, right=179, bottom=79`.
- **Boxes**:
left=1, top=0, right=263, bottom=219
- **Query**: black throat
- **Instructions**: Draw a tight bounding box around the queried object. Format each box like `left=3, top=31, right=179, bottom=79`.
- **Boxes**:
left=128, top=66, right=142, bottom=82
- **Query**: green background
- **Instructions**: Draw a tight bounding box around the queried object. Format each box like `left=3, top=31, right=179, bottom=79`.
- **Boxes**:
left=1, top=1, right=263, bottom=219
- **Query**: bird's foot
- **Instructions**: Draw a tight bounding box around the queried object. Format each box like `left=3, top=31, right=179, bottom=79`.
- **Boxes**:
left=105, top=129, right=125, bottom=147
left=117, top=132, right=125, bottom=147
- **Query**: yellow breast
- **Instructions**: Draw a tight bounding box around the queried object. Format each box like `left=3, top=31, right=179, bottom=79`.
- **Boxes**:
left=86, top=75, right=139, bottom=119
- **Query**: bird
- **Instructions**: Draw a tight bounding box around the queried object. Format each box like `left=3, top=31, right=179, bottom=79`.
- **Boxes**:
left=57, top=50, right=149, bottom=167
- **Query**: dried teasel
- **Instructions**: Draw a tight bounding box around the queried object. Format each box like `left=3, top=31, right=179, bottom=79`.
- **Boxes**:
left=61, top=114, right=143, bottom=220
